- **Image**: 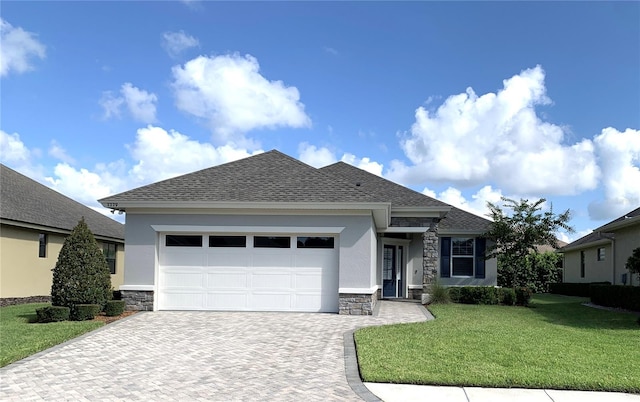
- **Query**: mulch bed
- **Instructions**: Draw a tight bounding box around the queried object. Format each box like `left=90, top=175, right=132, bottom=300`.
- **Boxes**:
left=93, top=311, right=137, bottom=324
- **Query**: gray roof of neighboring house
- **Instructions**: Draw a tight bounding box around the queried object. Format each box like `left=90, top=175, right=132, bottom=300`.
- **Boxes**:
left=1, top=164, right=124, bottom=241
left=561, top=207, right=640, bottom=251
left=100, top=150, right=384, bottom=204
left=320, top=162, right=491, bottom=233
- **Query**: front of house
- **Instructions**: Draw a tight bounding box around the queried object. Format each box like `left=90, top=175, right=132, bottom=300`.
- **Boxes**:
left=99, top=150, right=495, bottom=315
left=562, top=207, right=640, bottom=286
left=0, top=164, right=125, bottom=299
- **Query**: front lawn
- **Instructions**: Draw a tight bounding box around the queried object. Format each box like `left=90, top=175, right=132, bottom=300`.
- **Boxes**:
left=0, top=303, right=103, bottom=367
left=355, top=294, right=640, bottom=393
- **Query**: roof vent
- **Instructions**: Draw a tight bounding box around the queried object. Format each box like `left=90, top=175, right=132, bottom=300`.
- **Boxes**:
left=355, top=182, right=361, bottom=187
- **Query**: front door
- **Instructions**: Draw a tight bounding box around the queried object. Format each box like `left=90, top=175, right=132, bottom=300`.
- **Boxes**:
left=382, top=244, right=404, bottom=298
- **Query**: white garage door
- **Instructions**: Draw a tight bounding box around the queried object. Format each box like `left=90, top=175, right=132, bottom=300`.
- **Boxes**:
left=158, top=234, right=339, bottom=312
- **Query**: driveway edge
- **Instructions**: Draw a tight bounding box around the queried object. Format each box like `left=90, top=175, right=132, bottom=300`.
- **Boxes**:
left=344, top=330, right=382, bottom=402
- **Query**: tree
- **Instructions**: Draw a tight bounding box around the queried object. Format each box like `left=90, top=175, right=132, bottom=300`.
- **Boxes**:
left=626, top=247, right=640, bottom=285
left=484, top=197, right=573, bottom=290
left=51, top=218, right=112, bottom=310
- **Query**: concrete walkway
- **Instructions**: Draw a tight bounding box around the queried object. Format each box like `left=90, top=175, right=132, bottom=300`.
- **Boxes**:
left=365, top=383, right=640, bottom=402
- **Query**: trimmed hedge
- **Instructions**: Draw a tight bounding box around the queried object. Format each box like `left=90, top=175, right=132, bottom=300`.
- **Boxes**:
left=104, top=300, right=126, bottom=317
left=36, top=306, right=70, bottom=323
left=70, top=304, right=101, bottom=321
left=591, top=285, right=640, bottom=311
left=549, top=282, right=611, bottom=297
left=447, top=286, right=529, bottom=306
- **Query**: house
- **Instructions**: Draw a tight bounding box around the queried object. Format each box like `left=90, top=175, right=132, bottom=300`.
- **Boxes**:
left=561, top=207, right=640, bottom=286
left=0, top=164, right=125, bottom=300
left=98, top=150, right=496, bottom=315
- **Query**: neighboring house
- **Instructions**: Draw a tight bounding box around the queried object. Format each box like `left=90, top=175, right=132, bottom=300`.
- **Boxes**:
left=99, top=150, right=495, bottom=315
left=1, top=164, right=125, bottom=299
left=561, top=207, right=640, bottom=286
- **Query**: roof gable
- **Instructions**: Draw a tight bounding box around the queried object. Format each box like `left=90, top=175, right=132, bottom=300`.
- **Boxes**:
left=100, top=150, right=384, bottom=205
left=1, top=164, right=124, bottom=240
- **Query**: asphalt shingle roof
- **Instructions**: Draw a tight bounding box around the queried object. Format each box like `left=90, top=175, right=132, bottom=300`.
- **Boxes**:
left=100, top=150, right=384, bottom=204
left=320, top=162, right=449, bottom=208
left=1, top=164, right=124, bottom=240
left=99, top=150, right=493, bottom=233
left=562, top=206, right=640, bottom=250
left=320, top=162, right=492, bottom=233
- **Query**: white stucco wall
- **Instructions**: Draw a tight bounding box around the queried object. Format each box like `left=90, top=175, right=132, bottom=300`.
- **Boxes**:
left=613, top=225, right=640, bottom=286
left=122, top=212, right=377, bottom=291
left=563, top=243, right=613, bottom=284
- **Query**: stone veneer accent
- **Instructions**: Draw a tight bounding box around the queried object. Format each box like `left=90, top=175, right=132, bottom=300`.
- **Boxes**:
left=407, top=288, right=423, bottom=300
left=121, top=290, right=154, bottom=311
left=422, top=221, right=439, bottom=295
left=339, top=291, right=378, bottom=315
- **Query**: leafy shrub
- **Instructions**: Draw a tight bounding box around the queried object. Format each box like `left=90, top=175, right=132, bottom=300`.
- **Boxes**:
left=447, top=287, right=461, bottom=303
left=459, top=287, right=500, bottom=305
left=500, top=288, right=516, bottom=306
left=549, top=282, right=611, bottom=297
left=104, top=300, right=126, bottom=316
left=515, top=287, right=532, bottom=306
left=70, top=304, right=101, bottom=321
left=591, top=285, right=640, bottom=311
left=51, top=218, right=113, bottom=310
left=36, top=306, right=70, bottom=323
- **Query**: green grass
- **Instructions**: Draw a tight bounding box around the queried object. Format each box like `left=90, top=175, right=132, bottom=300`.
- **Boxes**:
left=0, top=303, right=103, bottom=367
left=355, top=294, right=640, bottom=393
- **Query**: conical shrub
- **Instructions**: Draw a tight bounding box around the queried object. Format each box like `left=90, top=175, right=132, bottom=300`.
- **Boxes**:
left=51, top=217, right=112, bottom=310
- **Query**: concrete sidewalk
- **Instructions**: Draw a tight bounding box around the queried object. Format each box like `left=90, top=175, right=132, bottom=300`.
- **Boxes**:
left=364, top=383, right=640, bottom=402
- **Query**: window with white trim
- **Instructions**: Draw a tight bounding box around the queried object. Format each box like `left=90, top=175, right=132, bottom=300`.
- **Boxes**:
left=452, top=237, right=475, bottom=277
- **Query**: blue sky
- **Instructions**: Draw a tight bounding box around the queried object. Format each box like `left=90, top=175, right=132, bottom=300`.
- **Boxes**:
left=2, top=1, right=639, bottom=242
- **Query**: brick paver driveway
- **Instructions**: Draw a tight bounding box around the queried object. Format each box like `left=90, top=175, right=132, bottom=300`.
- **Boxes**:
left=1, top=301, right=428, bottom=401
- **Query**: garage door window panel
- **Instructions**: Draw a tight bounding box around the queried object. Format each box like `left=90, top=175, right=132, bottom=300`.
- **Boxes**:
left=297, top=236, right=334, bottom=249
left=166, top=235, right=203, bottom=247
left=209, top=236, right=246, bottom=248
left=254, top=236, right=291, bottom=248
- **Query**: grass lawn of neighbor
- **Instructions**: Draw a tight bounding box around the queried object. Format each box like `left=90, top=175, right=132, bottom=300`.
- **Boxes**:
left=355, top=294, right=639, bottom=393
left=0, top=303, right=104, bottom=367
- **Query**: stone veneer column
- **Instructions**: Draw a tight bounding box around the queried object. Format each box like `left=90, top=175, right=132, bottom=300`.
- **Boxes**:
left=121, top=290, right=154, bottom=311
left=422, top=222, right=439, bottom=294
left=338, top=291, right=377, bottom=315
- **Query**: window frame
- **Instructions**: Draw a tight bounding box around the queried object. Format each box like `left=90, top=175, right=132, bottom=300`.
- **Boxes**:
left=165, top=235, right=203, bottom=247
left=451, top=237, right=475, bottom=278
left=296, top=236, right=335, bottom=249
left=209, top=235, right=247, bottom=248
left=103, top=242, right=117, bottom=275
left=38, top=233, right=47, bottom=258
left=253, top=236, right=291, bottom=249
left=597, top=247, right=605, bottom=261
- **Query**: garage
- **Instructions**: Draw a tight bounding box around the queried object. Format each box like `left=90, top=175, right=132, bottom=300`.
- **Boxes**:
left=157, top=233, right=339, bottom=312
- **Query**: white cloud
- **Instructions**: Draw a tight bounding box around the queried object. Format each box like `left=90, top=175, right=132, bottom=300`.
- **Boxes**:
left=2, top=126, right=260, bottom=212
left=0, top=18, right=46, bottom=77
left=171, top=54, right=311, bottom=140
left=423, top=185, right=504, bottom=218
left=0, top=130, right=31, bottom=164
left=588, top=127, right=640, bottom=220
left=298, top=143, right=337, bottom=168
left=128, top=125, right=262, bottom=183
left=48, top=140, right=75, bottom=164
left=100, top=83, right=158, bottom=123
left=391, top=65, right=600, bottom=196
left=341, top=154, right=383, bottom=176
left=297, top=143, right=383, bottom=175
left=162, top=31, right=199, bottom=59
